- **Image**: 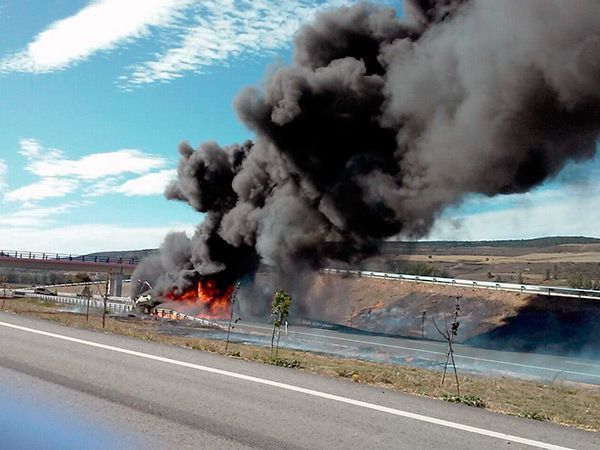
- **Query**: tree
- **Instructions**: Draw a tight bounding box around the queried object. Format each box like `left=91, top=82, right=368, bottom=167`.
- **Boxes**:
left=270, top=289, right=292, bottom=358
left=433, top=296, right=461, bottom=396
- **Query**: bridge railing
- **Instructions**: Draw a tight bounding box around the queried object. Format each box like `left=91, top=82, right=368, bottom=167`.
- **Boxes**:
left=0, top=250, right=138, bottom=265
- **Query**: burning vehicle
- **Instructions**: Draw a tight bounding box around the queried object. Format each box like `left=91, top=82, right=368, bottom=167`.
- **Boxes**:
left=133, top=276, right=235, bottom=320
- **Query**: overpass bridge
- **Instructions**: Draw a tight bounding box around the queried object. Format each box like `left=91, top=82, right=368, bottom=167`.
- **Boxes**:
left=0, top=250, right=138, bottom=297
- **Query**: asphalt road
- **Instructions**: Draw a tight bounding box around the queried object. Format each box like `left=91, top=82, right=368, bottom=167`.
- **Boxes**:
left=210, top=321, right=600, bottom=386
left=0, top=313, right=597, bottom=449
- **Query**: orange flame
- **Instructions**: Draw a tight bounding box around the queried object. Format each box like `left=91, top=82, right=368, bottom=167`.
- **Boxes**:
left=166, top=278, right=233, bottom=320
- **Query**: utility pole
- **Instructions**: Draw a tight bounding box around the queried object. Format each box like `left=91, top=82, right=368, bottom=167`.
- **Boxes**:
left=225, top=282, right=241, bottom=352
left=102, top=274, right=109, bottom=329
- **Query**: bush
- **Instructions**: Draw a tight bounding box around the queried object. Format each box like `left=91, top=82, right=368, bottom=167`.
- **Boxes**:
left=517, top=410, right=548, bottom=421
left=403, top=262, right=449, bottom=278
left=267, top=357, right=301, bottom=369
left=440, top=394, right=486, bottom=408
left=568, top=272, right=600, bottom=290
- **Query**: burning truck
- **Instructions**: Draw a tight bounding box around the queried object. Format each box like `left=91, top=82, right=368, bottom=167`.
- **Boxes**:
left=133, top=276, right=235, bottom=320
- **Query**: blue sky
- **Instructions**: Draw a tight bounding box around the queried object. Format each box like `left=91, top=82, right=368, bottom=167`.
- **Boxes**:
left=0, top=0, right=598, bottom=254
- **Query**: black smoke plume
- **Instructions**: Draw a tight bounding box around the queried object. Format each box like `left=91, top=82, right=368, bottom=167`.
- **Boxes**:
left=134, top=0, right=600, bottom=298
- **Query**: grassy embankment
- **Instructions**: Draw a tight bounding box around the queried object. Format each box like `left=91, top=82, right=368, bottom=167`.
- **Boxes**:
left=1, top=298, right=598, bottom=432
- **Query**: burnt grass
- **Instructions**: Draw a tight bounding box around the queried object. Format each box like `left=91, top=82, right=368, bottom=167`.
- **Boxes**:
left=1, top=298, right=599, bottom=432
left=466, top=296, right=600, bottom=358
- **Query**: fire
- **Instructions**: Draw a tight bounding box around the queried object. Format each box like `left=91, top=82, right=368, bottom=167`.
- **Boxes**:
left=165, top=278, right=234, bottom=320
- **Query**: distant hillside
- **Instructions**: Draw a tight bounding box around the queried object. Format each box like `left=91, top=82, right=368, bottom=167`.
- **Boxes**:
left=382, top=236, right=600, bottom=251
left=92, top=237, right=600, bottom=260
left=84, top=249, right=158, bottom=260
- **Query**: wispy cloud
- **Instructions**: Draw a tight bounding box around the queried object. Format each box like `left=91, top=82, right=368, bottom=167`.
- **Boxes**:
left=4, top=177, right=79, bottom=203
left=0, top=160, right=7, bottom=191
left=113, top=169, right=177, bottom=196
left=0, top=0, right=357, bottom=86
left=0, top=202, right=88, bottom=227
left=123, top=0, right=349, bottom=86
left=4, top=138, right=171, bottom=203
left=0, top=0, right=193, bottom=73
left=20, top=138, right=166, bottom=180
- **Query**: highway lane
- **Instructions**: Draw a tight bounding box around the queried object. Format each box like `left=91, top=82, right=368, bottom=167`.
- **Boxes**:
left=0, top=313, right=597, bottom=449
left=177, top=321, right=600, bottom=386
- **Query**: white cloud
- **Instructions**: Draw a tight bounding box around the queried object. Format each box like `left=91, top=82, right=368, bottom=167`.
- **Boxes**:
left=0, top=223, right=195, bottom=254
left=0, top=0, right=391, bottom=87
left=113, top=169, right=177, bottom=196
left=0, top=160, right=7, bottom=191
left=124, top=0, right=349, bottom=86
left=19, top=138, right=166, bottom=180
left=0, top=202, right=87, bottom=227
left=0, top=0, right=193, bottom=73
left=428, top=188, right=600, bottom=241
left=4, top=177, right=79, bottom=203
left=5, top=138, right=171, bottom=203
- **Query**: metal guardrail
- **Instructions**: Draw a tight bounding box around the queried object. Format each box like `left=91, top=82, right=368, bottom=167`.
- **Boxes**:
left=38, top=280, right=132, bottom=289
left=0, top=250, right=138, bottom=265
left=8, top=289, right=134, bottom=313
left=322, top=268, right=600, bottom=300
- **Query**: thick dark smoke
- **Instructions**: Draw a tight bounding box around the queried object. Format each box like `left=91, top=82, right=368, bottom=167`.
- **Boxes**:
left=134, top=0, right=600, bottom=298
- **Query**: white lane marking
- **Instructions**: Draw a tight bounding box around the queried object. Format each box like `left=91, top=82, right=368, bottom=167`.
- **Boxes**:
left=0, top=320, right=574, bottom=450
left=565, top=361, right=600, bottom=368
left=236, top=324, right=599, bottom=379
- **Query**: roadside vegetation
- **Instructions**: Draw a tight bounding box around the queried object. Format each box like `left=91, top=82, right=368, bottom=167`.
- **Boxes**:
left=568, top=271, right=600, bottom=290
left=1, top=298, right=599, bottom=432
left=402, top=262, right=449, bottom=278
left=0, top=269, right=96, bottom=286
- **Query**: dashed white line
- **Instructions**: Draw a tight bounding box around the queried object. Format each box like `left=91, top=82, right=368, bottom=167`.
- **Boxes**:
left=0, top=319, right=575, bottom=450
